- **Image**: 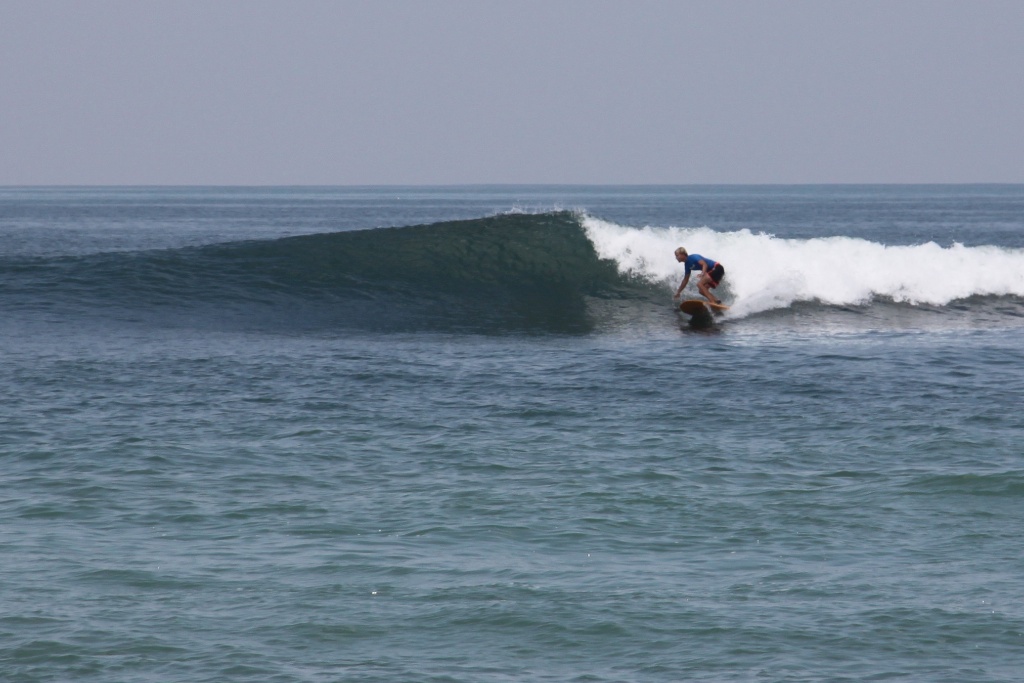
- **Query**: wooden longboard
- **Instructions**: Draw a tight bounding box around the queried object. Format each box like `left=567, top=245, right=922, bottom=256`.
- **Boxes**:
left=680, top=299, right=729, bottom=317
left=679, top=299, right=729, bottom=328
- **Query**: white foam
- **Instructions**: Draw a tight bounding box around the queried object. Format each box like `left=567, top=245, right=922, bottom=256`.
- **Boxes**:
left=582, top=216, right=1024, bottom=317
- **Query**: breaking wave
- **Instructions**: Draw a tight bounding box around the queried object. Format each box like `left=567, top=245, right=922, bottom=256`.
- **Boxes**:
left=3, top=211, right=1022, bottom=334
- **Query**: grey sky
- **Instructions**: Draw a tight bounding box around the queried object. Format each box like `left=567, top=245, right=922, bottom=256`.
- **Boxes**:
left=2, top=0, right=1022, bottom=185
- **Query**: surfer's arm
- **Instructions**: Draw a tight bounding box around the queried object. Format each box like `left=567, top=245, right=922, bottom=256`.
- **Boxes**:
left=675, top=273, right=690, bottom=297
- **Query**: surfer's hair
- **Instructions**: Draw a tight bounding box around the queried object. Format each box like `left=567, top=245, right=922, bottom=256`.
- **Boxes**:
left=675, top=247, right=688, bottom=258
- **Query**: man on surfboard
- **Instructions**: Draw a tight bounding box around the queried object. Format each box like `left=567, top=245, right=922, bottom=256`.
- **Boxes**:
left=673, top=247, right=725, bottom=305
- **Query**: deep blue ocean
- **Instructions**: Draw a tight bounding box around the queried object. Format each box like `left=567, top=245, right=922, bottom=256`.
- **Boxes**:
left=2, top=186, right=1023, bottom=682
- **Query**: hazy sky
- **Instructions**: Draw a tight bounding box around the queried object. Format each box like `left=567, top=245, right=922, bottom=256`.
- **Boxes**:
left=2, top=1, right=1022, bottom=185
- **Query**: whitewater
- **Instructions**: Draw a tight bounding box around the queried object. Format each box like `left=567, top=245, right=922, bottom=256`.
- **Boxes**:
left=583, top=215, right=1024, bottom=317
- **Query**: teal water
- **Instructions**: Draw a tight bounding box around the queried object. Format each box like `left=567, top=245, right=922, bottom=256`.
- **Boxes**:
left=2, top=186, right=1023, bottom=682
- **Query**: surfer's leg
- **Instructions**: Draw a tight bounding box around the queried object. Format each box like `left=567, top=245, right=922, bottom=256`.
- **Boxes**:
left=698, top=276, right=721, bottom=305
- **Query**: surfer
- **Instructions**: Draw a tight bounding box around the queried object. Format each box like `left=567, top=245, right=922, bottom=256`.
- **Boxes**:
left=673, top=247, right=725, bottom=305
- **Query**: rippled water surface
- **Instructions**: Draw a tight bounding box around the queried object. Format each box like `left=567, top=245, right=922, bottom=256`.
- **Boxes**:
left=2, top=186, right=1023, bottom=682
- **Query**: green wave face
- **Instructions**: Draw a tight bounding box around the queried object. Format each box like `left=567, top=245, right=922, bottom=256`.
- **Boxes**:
left=240, top=211, right=627, bottom=294
left=3, top=212, right=659, bottom=334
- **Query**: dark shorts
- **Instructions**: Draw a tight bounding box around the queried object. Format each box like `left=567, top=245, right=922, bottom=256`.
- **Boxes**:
left=707, top=263, right=725, bottom=287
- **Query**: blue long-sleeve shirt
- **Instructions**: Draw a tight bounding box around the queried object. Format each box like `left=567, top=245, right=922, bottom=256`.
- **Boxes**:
left=684, top=254, right=718, bottom=276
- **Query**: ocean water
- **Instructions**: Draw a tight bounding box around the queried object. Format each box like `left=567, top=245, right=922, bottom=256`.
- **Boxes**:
left=2, top=185, right=1023, bottom=682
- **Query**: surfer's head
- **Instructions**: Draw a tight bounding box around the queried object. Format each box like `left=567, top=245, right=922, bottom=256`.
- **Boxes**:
left=674, top=247, right=688, bottom=262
